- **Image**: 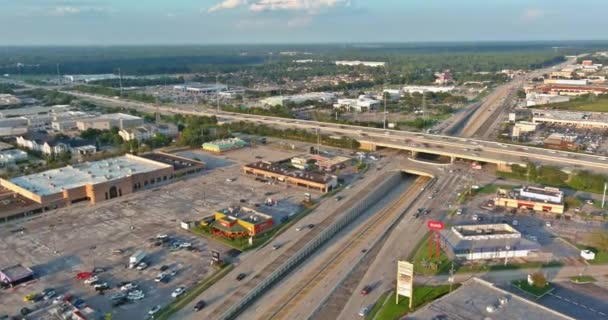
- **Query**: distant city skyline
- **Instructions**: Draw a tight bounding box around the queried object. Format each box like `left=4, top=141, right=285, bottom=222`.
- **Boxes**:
left=1, top=0, right=608, bottom=45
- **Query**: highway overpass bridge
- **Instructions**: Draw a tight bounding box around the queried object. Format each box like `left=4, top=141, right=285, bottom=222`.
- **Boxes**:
left=60, top=91, right=608, bottom=173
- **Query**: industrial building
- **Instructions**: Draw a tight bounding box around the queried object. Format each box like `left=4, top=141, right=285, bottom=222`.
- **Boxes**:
left=495, top=186, right=565, bottom=214
left=76, top=113, right=144, bottom=131
left=440, top=223, right=539, bottom=261
left=401, top=86, right=455, bottom=94
left=202, top=137, right=247, bottom=153
left=407, top=277, right=573, bottom=320
left=511, top=121, right=538, bottom=138
left=531, top=109, right=608, bottom=128
left=333, top=95, right=380, bottom=112
left=173, top=83, right=227, bottom=94
left=243, top=160, right=338, bottom=193
left=0, top=153, right=204, bottom=210
left=206, top=206, right=274, bottom=238
left=536, top=84, right=608, bottom=96
left=260, top=92, right=336, bottom=107
left=335, top=60, right=385, bottom=67
left=525, top=93, right=570, bottom=107
left=0, top=264, right=34, bottom=287
left=63, top=74, right=121, bottom=83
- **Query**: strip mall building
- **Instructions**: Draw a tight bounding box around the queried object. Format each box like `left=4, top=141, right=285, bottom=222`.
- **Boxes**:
left=494, top=186, right=565, bottom=214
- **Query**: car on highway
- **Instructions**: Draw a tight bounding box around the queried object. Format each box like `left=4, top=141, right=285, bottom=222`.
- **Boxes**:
left=236, top=273, right=247, bottom=281
left=194, top=300, right=207, bottom=311
left=272, top=243, right=282, bottom=250
left=361, top=285, right=372, bottom=295
left=295, top=225, right=307, bottom=231
left=307, top=224, right=315, bottom=229
left=359, top=306, right=371, bottom=317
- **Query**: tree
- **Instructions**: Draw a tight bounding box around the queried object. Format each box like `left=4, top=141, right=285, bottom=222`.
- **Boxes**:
left=530, top=272, right=547, bottom=288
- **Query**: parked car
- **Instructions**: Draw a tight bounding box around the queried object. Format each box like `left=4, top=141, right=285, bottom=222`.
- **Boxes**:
left=84, top=276, right=99, bottom=284
left=42, top=288, right=56, bottom=300
left=136, top=262, right=148, bottom=270
left=155, top=273, right=168, bottom=283
left=171, top=287, right=185, bottom=298
left=194, top=300, right=207, bottom=311
left=236, top=273, right=247, bottom=281
left=76, top=272, right=93, bottom=280
left=72, top=298, right=86, bottom=309
left=120, top=283, right=138, bottom=291
left=148, top=305, right=162, bottom=315
left=159, top=265, right=169, bottom=272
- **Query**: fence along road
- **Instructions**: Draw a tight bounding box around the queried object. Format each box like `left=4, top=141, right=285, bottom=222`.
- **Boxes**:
left=215, top=172, right=406, bottom=320
left=259, top=176, right=430, bottom=320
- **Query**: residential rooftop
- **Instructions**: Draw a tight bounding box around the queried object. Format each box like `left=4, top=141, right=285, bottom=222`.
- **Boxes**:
left=8, top=155, right=170, bottom=196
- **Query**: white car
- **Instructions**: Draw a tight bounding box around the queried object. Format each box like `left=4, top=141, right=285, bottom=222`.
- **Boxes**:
left=545, top=221, right=552, bottom=227
left=471, top=214, right=478, bottom=221
left=155, top=273, right=168, bottom=283
left=127, top=292, right=145, bottom=301
left=84, top=276, right=99, bottom=284
left=171, top=287, right=186, bottom=298
left=456, top=209, right=463, bottom=215
left=180, top=242, right=192, bottom=249
left=136, top=262, right=148, bottom=270
left=295, top=225, right=306, bottom=232
left=120, top=283, right=138, bottom=291
left=148, top=305, right=162, bottom=315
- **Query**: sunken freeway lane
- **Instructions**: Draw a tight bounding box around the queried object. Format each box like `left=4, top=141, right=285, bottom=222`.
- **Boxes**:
left=63, top=91, right=608, bottom=172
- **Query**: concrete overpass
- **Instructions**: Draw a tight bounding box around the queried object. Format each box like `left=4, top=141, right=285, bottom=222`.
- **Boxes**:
left=55, top=91, right=608, bottom=173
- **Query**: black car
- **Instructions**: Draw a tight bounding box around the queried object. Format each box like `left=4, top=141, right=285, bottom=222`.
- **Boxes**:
left=112, top=298, right=128, bottom=307
left=414, top=212, right=420, bottom=218
left=160, top=265, right=169, bottom=272
left=194, top=300, right=207, bottom=311
left=423, top=210, right=430, bottom=215
left=236, top=273, right=247, bottom=281
left=307, top=224, right=315, bottom=229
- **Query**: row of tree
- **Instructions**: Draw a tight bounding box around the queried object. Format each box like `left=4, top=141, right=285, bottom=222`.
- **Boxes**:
left=503, top=162, right=608, bottom=194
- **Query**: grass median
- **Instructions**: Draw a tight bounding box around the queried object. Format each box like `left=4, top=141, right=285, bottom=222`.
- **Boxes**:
left=155, top=264, right=234, bottom=320
left=368, top=285, right=457, bottom=320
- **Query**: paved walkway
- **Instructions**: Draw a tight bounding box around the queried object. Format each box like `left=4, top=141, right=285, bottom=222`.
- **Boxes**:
left=415, top=264, right=608, bottom=285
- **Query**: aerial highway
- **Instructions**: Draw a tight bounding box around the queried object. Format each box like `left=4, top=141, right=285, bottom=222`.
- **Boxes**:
left=60, top=90, right=608, bottom=174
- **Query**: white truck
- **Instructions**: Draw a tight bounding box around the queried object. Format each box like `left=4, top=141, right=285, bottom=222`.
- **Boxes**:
left=129, top=250, right=146, bottom=269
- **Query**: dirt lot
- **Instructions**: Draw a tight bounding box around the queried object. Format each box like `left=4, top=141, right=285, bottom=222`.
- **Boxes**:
left=0, top=143, right=326, bottom=319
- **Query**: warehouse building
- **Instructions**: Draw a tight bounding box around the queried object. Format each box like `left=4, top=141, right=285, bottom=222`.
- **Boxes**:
left=440, top=223, right=539, bottom=261
left=495, top=186, right=565, bottom=214
left=0, top=153, right=204, bottom=209
left=260, top=92, right=336, bottom=107
left=0, top=264, right=34, bottom=287
left=333, top=95, right=380, bottom=112
left=202, top=138, right=247, bottom=153
left=76, top=113, right=144, bottom=131
left=335, top=60, right=385, bottom=67
left=243, top=160, right=338, bottom=193
left=531, top=109, right=608, bottom=128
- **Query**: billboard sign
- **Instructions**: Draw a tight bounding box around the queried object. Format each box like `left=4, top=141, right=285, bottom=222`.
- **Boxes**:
left=427, top=220, right=444, bottom=230
left=396, top=261, right=414, bottom=306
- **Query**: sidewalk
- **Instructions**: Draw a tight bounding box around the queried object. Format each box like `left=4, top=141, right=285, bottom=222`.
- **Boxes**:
left=415, top=264, right=608, bottom=285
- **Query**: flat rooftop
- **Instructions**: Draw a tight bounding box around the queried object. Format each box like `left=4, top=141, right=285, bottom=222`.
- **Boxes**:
left=217, top=206, right=271, bottom=225
left=0, top=264, right=33, bottom=282
left=522, top=186, right=562, bottom=198
left=0, top=105, right=71, bottom=118
left=140, top=153, right=205, bottom=171
left=245, top=161, right=334, bottom=184
left=406, top=278, right=573, bottom=320
left=8, top=155, right=169, bottom=196
left=532, top=109, right=608, bottom=123
left=453, top=223, right=520, bottom=238
left=0, top=186, right=40, bottom=217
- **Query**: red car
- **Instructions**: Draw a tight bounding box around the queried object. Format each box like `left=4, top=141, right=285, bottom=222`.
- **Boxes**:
left=76, top=272, right=93, bottom=280
left=361, top=285, right=372, bottom=295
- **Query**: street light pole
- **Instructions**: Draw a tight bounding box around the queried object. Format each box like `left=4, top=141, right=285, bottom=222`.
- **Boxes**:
left=602, top=182, right=607, bottom=208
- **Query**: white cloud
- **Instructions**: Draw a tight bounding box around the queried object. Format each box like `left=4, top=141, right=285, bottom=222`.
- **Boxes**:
left=208, top=0, right=248, bottom=12
left=208, top=0, right=349, bottom=13
left=520, top=8, right=544, bottom=22
left=49, top=5, right=107, bottom=16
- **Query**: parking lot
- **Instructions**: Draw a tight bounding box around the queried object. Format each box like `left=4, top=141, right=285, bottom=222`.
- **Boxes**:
left=521, top=121, right=608, bottom=155
left=0, top=143, right=314, bottom=318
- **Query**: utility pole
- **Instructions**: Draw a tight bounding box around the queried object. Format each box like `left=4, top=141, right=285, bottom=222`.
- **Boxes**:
left=448, top=262, right=455, bottom=292
left=603, top=182, right=607, bottom=208
left=383, top=90, right=387, bottom=129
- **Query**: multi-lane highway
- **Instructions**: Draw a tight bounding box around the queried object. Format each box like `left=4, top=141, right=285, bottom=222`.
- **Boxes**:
left=59, top=91, right=608, bottom=174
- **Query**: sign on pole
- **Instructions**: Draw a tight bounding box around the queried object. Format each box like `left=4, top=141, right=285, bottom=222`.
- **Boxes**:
left=396, top=261, right=414, bottom=308
left=211, top=250, right=221, bottom=263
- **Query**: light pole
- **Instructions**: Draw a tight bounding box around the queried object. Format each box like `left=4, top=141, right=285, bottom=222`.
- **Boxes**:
left=602, top=182, right=607, bottom=208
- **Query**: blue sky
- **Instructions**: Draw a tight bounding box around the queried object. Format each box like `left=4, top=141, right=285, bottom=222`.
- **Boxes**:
left=1, top=0, right=607, bottom=45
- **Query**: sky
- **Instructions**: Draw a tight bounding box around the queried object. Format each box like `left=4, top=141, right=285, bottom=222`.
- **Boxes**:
left=1, top=0, right=607, bottom=45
